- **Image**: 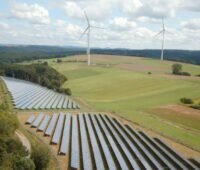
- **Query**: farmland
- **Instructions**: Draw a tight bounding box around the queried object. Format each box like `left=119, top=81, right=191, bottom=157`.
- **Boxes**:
left=25, top=54, right=200, bottom=151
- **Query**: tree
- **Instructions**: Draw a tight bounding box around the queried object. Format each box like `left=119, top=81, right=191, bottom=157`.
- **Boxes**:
left=31, top=146, right=50, bottom=170
left=13, top=157, right=35, bottom=170
left=57, top=59, right=62, bottom=63
left=172, top=63, right=182, bottom=74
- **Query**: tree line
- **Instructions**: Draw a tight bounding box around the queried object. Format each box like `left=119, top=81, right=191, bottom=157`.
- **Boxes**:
left=0, top=45, right=200, bottom=65
left=0, top=63, right=71, bottom=95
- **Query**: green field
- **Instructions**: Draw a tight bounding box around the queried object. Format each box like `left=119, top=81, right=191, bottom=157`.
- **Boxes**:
left=24, top=55, right=200, bottom=150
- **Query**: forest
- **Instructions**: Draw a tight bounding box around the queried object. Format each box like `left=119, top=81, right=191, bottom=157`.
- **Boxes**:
left=0, top=45, right=200, bottom=65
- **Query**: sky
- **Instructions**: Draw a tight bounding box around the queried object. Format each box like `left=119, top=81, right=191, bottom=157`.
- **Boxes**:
left=0, top=0, right=200, bottom=50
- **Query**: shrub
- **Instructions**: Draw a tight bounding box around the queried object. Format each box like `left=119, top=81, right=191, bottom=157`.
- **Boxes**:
left=172, top=63, right=182, bottom=74
left=190, top=104, right=200, bottom=110
left=147, top=72, right=152, bottom=75
left=31, top=146, right=50, bottom=170
left=13, top=157, right=35, bottom=170
left=43, top=61, right=48, bottom=66
left=180, top=98, right=193, bottom=104
left=179, top=72, right=191, bottom=76
left=57, top=59, right=62, bottom=63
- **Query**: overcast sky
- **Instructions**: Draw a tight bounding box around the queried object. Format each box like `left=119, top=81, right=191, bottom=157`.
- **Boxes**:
left=0, top=0, right=200, bottom=49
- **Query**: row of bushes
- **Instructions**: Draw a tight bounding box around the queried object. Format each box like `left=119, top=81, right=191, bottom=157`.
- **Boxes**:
left=0, top=63, right=72, bottom=95
left=180, top=97, right=200, bottom=110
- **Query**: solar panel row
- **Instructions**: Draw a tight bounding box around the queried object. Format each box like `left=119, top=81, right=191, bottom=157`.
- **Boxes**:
left=70, top=115, right=79, bottom=170
left=1, top=76, right=80, bottom=110
left=25, top=113, right=200, bottom=170
left=79, top=114, right=93, bottom=170
left=59, top=113, right=71, bottom=154
left=52, top=113, right=65, bottom=144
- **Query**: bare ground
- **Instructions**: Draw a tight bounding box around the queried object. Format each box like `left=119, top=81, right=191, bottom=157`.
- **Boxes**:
left=160, top=104, right=200, bottom=117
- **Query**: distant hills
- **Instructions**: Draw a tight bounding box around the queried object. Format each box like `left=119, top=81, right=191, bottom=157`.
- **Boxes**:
left=0, top=45, right=199, bottom=65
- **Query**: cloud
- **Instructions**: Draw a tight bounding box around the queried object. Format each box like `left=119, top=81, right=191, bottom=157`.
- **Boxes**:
left=55, top=20, right=82, bottom=37
left=63, top=0, right=119, bottom=20
left=110, top=17, right=137, bottom=30
left=63, top=1, right=83, bottom=19
left=180, top=0, right=200, bottom=12
left=0, top=22, right=9, bottom=29
left=181, top=18, right=200, bottom=30
left=10, top=3, right=50, bottom=24
left=120, top=0, right=180, bottom=20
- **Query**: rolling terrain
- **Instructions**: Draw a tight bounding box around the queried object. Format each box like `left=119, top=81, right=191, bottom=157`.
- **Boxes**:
left=22, top=54, right=200, bottom=151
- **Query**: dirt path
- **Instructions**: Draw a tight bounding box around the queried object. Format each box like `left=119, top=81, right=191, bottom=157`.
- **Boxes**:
left=15, top=129, right=31, bottom=158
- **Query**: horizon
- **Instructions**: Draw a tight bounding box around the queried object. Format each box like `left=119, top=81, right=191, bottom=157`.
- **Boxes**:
left=1, top=43, right=200, bottom=51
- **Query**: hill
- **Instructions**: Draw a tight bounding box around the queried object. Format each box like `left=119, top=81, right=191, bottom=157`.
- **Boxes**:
left=32, top=54, right=200, bottom=151
left=0, top=45, right=200, bottom=65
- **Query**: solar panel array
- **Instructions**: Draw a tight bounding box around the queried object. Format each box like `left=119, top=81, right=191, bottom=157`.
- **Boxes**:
left=1, top=76, right=80, bottom=110
left=25, top=113, right=200, bottom=170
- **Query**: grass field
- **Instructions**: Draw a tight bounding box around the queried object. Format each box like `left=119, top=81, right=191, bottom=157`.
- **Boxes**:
left=22, top=55, right=200, bottom=151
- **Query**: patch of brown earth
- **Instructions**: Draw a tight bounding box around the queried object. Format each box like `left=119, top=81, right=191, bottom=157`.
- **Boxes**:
left=161, top=104, right=200, bottom=117
left=115, top=63, right=166, bottom=73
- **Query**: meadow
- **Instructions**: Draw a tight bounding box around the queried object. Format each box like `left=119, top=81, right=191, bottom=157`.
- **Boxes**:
left=23, top=55, right=200, bottom=151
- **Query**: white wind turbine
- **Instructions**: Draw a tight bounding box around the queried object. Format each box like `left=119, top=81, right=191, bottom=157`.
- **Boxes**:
left=155, top=17, right=166, bottom=61
left=80, top=11, right=103, bottom=66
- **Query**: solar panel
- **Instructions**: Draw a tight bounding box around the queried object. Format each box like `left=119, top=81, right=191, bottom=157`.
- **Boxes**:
left=18, top=89, right=48, bottom=109
left=32, top=113, right=44, bottom=128
left=45, top=113, right=58, bottom=136
left=90, top=114, right=117, bottom=170
left=59, top=113, right=71, bottom=154
left=79, top=114, right=93, bottom=170
left=46, top=94, right=59, bottom=109
left=101, top=115, right=140, bottom=169
left=153, top=138, right=198, bottom=169
left=96, top=115, right=129, bottom=170
left=67, top=99, right=72, bottom=109
left=2, top=77, right=80, bottom=110
left=26, top=115, right=35, bottom=124
left=32, top=90, right=53, bottom=109
left=39, top=92, right=56, bottom=109
left=15, top=87, right=44, bottom=106
left=70, top=115, right=79, bottom=170
left=51, top=95, right=62, bottom=109
left=85, top=114, right=105, bottom=170
left=106, top=116, right=152, bottom=170
left=62, top=96, right=68, bottom=109
left=38, top=115, right=50, bottom=132
left=127, top=126, right=174, bottom=169
left=72, top=101, right=76, bottom=109
left=26, top=90, right=51, bottom=109
left=51, top=113, right=65, bottom=144
left=113, top=119, right=161, bottom=169
left=57, top=95, right=65, bottom=109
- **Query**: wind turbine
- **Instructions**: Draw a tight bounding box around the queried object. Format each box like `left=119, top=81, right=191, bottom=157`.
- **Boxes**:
left=154, top=17, right=166, bottom=61
left=80, top=11, right=103, bottom=66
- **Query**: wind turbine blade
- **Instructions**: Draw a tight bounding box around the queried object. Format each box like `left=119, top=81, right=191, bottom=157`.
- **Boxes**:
left=154, top=30, right=163, bottom=38
left=84, top=11, right=90, bottom=25
left=79, top=27, right=89, bottom=39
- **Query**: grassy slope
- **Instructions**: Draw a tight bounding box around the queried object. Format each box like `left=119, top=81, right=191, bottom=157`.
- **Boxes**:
left=24, top=55, right=200, bottom=150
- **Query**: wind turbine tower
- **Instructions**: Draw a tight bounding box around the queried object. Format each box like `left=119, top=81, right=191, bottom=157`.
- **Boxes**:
left=155, top=17, right=166, bottom=61
left=80, top=11, right=102, bottom=66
